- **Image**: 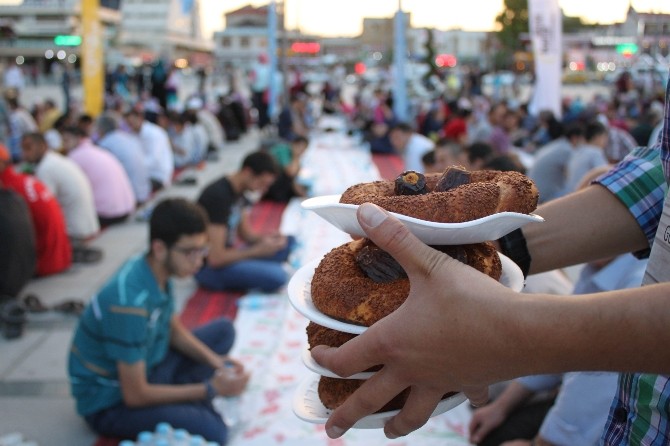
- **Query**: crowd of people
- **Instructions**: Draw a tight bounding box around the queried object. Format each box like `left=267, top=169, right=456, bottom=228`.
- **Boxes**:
left=1, top=54, right=670, bottom=445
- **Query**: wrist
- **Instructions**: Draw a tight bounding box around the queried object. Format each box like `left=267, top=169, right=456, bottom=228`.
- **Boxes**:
left=204, top=379, right=217, bottom=401
left=497, top=228, right=531, bottom=277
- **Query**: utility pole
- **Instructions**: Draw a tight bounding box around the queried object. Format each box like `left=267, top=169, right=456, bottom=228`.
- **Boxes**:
left=268, top=0, right=279, bottom=120
left=393, top=0, right=408, bottom=122
left=81, top=0, right=104, bottom=116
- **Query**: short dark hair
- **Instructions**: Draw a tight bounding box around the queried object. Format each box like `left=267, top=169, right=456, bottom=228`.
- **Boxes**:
left=149, top=198, right=208, bottom=248
left=585, top=121, right=607, bottom=142
left=22, top=132, right=47, bottom=146
left=291, top=135, right=309, bottom=146
left=61, top=126, right=87, bottom=138
left=241, top=151, right=278, bottom=175
left=390, top=122, right=414, bottom=134
left=422, top=149, right=436, bottom=166
left=465, top=142, right=493, bottom=164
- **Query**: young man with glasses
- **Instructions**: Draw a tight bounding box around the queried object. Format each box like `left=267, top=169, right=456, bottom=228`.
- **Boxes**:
left=68, top=198, right=249, bottom=444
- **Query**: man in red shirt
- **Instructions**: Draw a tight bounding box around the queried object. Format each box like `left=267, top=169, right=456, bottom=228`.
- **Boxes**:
left=0, top=144, right=71, bottom=276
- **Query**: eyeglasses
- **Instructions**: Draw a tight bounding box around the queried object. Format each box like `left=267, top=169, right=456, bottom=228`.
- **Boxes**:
left=172, top=245, right=210, bottom=260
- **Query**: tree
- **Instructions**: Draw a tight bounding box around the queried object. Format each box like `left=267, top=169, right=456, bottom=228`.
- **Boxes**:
left=495, top=0, right=529, bottom=52
left=422, top=28, right=439, bottom=83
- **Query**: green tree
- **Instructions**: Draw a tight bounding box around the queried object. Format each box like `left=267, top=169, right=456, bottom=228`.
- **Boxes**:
left=422, top=28, right=439, bottom=82
left=495, top=0, right=529, bottom=52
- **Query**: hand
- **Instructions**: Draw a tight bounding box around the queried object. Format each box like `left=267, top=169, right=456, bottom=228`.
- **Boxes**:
left=469, top=402, right=508, bottom=444
left=500, top=440, right=532, bottom=446
left=253, top=234, right=287, bottom=256
left=211, top=358, right=250, bottom=397
left=312, top=203, right=520, bottom=439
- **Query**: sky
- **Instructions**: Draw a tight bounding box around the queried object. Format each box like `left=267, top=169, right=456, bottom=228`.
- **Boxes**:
left=200, top=0, right=670, bottom=38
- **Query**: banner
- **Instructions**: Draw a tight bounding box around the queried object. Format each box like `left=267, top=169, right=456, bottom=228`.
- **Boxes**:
left=81, top=0, right=104, bottom=116
left=528, top=0, right=562, bottom=118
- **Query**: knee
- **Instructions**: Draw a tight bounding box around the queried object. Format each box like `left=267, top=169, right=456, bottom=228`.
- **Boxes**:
left=259, top=269, right=288, bottom=292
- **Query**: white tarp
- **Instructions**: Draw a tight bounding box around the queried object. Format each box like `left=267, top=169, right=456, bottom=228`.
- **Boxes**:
left=528, top=0, right=563, bottom=118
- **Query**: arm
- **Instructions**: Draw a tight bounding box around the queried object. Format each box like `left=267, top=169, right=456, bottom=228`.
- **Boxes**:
left=205, top=223, right=286, bottom=268
left=312, top=203, right=670, bottom=440
left=169, top=316, right=223, bottom=369
left=469, top=381, right=535, bottom=444
left=524, top=184, right=648, bottom=274
left=117, top=360, right=209, bottom=407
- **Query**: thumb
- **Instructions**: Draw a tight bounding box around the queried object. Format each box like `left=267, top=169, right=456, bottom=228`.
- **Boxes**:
left=357, top=203, right=441, bottom=277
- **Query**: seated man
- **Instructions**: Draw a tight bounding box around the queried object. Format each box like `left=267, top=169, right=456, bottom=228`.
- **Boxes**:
left=263, top=135, right=309, bottom=202
left=20, top=132, right=101, bottom=261
left=0, top=144, right=71, bottom=276
left=61, top=126, right=136, bottom=227
left=196, top=151, right=295, bottom=292
left=68, top=198, right=250, bottom=444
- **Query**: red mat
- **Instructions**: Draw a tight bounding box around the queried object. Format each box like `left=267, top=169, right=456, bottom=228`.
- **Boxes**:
left=178, top=200, right=288, bottom=329
left=372, top=153, right=404, bottom=180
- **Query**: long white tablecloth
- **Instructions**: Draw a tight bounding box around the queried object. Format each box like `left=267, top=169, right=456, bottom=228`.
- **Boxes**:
left=227, top=129, right=473, bottom=446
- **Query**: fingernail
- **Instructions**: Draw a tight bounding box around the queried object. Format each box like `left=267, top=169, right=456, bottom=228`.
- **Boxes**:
left=360, top=204, right=387, bottom=228
left=326, top=425, right=345, bottom=438
left=386, top=432, right=399, bottom=439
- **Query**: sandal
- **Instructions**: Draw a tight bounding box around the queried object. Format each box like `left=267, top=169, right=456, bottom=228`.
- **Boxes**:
left=52, top=300, right=85, bottom=316
left=22, top=294, right=50, bottom=313
left=1, top=301, right=27, bottom=339
left=72, top=247, right=103, bottom=264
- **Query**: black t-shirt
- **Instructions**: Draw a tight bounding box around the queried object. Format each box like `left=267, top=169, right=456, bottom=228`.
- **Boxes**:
left=197, top=177, right=247, bottom=247
left=0, top=189, right=36, bottom=297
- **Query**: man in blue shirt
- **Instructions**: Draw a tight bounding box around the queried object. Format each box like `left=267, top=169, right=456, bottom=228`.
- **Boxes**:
left=68, top=198, right=249, bottom=444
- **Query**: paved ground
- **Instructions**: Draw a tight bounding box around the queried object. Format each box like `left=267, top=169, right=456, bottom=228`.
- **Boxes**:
left=0, top=115, right=261, bottom=445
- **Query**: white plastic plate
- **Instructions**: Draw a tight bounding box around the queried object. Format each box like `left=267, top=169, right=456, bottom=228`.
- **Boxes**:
left=302, top=194, right=544, bottom=245
left=288, top=254, right=524, bottom=335
left=301, top=346, right=374, bottom=379
left=293, top=374, right=467, bottom=429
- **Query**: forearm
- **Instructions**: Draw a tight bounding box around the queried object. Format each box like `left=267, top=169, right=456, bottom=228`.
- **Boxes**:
left=170, top=318, right=221, bottom=368
left=524, top=185, right=648, bottom=274
left=503, top=283, right=670, bottom=378
left=126, top=382, right=209, bottom=407
left=488, top=381, right=534, bottom=416
left=206, top=244, right=265, bottom=268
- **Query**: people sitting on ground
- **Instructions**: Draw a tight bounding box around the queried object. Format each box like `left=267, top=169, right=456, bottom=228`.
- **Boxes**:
left=459, top=141, right=494, bottom=171
left=167, top=111, right=205, bottom=170
left=68, top=198, right=250, bottom=444
left=433, top=137, right=463, bottom=172
left=185, top=97, right=223, bottom=155
left=527, top=122, right=585, bottom=204
left=195, top=151, right=295, bottom=293
left=263, top=135, right=309, bottom=202
left=0, top=187, right=34, bottom=339
left=95, top=113, right=151, bottom=205
left=482, top=153, right=527, bottom=174
left=37, top=98, right=62, bottom=134
left=60, top=126, right=135, bottom=228
left=388, top=122, right=435, bottom=172
left=421, top=150, right=440, bottom=174
left=0, top=144, right=71, bottom=276
left=564, top=120, right=609, bottom=194
left=124, top=108, right=174, bottom=192
left=277, top=93, right=309, bottom=141
left=20, top=132, right=101, bottom=262
left=6, top=93, right=38, bottom=162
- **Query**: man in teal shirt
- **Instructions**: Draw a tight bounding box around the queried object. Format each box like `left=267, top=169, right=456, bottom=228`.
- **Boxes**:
left=69, top=198, right=249, bottom=444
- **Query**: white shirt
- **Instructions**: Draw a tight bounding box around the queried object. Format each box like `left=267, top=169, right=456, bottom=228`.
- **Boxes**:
left=35, top=151, right=99, bottom=239
left=138, top=121, right=174, bottom=186
left=403, top=133, right=435, bottom=173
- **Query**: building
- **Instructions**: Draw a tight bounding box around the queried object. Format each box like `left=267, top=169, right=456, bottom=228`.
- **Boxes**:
left=0, top=0, right=212, bottom=78
left=118, top=0, right=212, bottom=65
left=0, top=0, right=121, bottom=76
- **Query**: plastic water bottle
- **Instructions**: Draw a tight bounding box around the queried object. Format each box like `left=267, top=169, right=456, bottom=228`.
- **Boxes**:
left=171, top=428, right=190, bottom=446
left=188, top=435, right=206, bottom=446
left=136, top=431, right=154, bottom=445
left=217, top=361, right=241, bottom=428
left=154, top=422, right=173, bottom=444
